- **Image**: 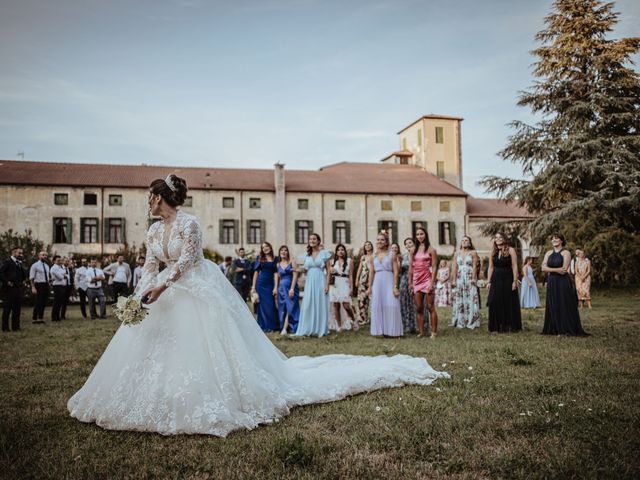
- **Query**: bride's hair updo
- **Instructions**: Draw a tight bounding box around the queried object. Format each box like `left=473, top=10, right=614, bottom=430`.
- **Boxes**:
left=149, top=174, right=188, bottom=207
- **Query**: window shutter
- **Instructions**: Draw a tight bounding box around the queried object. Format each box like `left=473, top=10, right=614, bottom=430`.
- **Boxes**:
left=377, top=221, right=383, bottom=235
left=391, top=221, right=398, bottom=244
left=332, top=221, right=337, bottom=244
left=104, top=219, right=110, bottom=243
left=219, top=220, right=224, bottom=244
left=294, top=221, right=300, bottom=244
left=233, top=220, right=239, bottom=244
left=52, top=218, right=56, bottom=243
left=121, top=218, right=126, bottom=244
left=346, top=221, right=351, bottom=244
left=260, top=220, right=266, bottom=243
left=438, top=222, right=444, bottom=245
left=449, top=222, right=456, bottom=246
left=308, top=220, right=314, bottom=238
left=246, top=220, right=251, bottom=244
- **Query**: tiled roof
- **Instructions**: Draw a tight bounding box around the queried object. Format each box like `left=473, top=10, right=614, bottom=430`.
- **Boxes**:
left=0, top=159, right=468, bottom=197
left=466, top=197, right=533, bottom=218
left=397, top=114, right=464, bottom=133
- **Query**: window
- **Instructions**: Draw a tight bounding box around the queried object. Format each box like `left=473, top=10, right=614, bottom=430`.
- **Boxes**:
left=381, top=200, right=392, bottom=211
left=436, top=161, right=445, bottom=178
left=298, top=199, right=309, bottom=210
left=295, top=220, right=313, bottom=244
left=223, top=197, right=234, bottom=208
left=219, top=219, right=239, bottom=244
left=247, top=220, right=265, bottom=244
left=438, top=221, right=456, bottom=246
left=109, top=194, right=122, bottom=206
left=84, top=193, right=98, bottom=205
left=53, top=218, right=72, bottom=244
left=105, top=218, right=125, bottom=244
left=184, top=196, right=193, bottom=207
left=399, top=157, right=409, bottom=165
left=377, top=220, right=398, bottom=244
left=417, top=128, right=422, bottom=146
left=54, top=193, right=68, bottom=205
left=435, top=126, right=444, bottom=144
left=412, top=221, right=428, bottom=238
left=249, top=198, right=261, bottom=209
left=80, top=218, right=99, bottom=243
left=335, top=200, right=346, bottom=210
left=402, top=138, right=407, bottom=150
left=440, top=201, right=450, bottom=212
left=332, top=221, right=351, bottom=244
left=411, top=201, right=422, bottom=212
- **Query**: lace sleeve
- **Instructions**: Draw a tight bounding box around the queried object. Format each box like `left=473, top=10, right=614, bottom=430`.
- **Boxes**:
left=133, top=226, right=160, bottom=296
left=164, top=217, right=202, bottom=287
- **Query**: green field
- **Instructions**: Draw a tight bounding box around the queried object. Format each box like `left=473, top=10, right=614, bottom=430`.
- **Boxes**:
left=1, top=289, right=639, bottom=479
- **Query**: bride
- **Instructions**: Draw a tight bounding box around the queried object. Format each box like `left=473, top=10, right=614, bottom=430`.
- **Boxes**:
left=67, top=174, right=449, bottom=437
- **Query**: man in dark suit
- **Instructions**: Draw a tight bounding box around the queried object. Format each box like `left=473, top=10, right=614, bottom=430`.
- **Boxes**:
left=232, top=247, right=253, bottom=302
left=0, top=247, right=26, bottom=332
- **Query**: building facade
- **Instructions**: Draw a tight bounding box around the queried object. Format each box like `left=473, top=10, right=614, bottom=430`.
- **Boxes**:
left=0, top=115, right=532, bottom=260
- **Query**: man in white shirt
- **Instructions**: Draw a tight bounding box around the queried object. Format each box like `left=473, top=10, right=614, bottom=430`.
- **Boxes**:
left=85, top=258, right=107, bottom=319
left=29, top=251, right=50, bottom=324
left=74, top=258, right=89, bottom=319
left=131, top=256, right=145, bottom=291
left=50, top=255, right=68, bottom=322
left=103, top=254, right=132, bottom=299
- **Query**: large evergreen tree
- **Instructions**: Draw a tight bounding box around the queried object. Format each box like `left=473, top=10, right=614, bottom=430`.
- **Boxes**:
left=481, top=0, right=640, bottom=285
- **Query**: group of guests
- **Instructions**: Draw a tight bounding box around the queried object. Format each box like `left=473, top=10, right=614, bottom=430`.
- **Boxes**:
left=236, top=228, right=589, bottom=339
left=0, top=249, right=147, bottom=331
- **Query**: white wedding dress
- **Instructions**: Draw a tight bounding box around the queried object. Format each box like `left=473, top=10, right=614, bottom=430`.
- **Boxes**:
left=68, top=210, right=449, bottom=437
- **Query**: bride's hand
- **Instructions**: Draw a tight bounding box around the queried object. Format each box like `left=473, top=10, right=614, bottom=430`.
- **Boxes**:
left=142, top=285, right=166, bottom=305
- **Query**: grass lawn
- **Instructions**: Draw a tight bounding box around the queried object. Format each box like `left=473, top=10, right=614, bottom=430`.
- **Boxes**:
left=1, top=288, right=639, bottom=479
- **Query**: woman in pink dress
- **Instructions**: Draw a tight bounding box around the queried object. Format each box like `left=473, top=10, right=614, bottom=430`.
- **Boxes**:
left=409, top=227, right=439, bottom=338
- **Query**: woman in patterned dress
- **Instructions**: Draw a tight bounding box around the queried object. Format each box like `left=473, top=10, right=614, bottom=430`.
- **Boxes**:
left=575, top=250, right=592, bottom=309
left=435, top=260, right=452, bottom=307
left=355, top=241, right=374, bottom=325
left=450, top=236, right=481, bottom=329
left=399, top=238, right=417, bottom=333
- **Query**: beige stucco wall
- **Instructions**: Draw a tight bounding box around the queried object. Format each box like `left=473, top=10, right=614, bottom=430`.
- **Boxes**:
left=398, top=118, right=461, bottom=187
left=1, top=185, right=469, bottom=259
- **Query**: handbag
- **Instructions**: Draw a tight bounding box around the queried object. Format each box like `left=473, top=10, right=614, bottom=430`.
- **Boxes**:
left=329, top=274, right=336, bottom=286
left=251, top=290, right=259, bottom=303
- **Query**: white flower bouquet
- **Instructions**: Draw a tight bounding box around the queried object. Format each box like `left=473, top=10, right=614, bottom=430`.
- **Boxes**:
left=113, top=295, right=148, bottom=326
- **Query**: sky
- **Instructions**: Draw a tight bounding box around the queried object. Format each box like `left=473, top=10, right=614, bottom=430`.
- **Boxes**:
left=1, top=0, right=638, bottom=197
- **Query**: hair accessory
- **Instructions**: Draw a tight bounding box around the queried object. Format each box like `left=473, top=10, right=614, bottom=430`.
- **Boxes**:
left=164, top=174, right=177, bottom=192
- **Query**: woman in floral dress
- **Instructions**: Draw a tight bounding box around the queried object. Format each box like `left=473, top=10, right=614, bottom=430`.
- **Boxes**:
left=399, top=238, right=417, bottom=333
left=450, top=236, right=481, bottom=329
left=355, top=241, right=374, bottom=325
left=435, top=260, right=452, bottom=307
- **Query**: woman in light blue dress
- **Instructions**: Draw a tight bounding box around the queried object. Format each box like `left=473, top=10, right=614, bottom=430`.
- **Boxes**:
left=520, top=256, right=541, bottom=308
left=295, top=233, right=332, bottom=337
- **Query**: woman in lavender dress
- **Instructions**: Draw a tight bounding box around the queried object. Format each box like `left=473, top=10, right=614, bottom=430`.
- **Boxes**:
left=367, top=233, right=403, bottom=337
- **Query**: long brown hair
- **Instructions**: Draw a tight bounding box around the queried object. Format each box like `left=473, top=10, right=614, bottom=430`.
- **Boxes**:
left=259, top=242, right=274, bottom=262
left=362, top=241, right=373, bottom=255
left=413, top=226, right=430, bottom=253
left=307, top=233, right=321, bottom=256
left=491, top=232, right=510, bottom=258
left=278, top=245, right=290, bottom=262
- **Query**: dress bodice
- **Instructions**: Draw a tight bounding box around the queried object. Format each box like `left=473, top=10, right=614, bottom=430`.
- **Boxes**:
left=456, top=252, right=473, bottom=269
left=547, top=250, right=565, bottom=275
left=277, top=262, right=293, bottom=278
left=401, top=252, right=411, bottom=273
left=492, top=253, right=512, bottom=269
left=304, top=250, right=330, bottom=270
left=413, top=250, right=432, bottom=270
left=140, top=210, right=204, bottom=289
left=374, top=251, right=393, bottom=273
left=332, top=258, right=350, bottom=275
left=254, top=258, right=278, bottom=274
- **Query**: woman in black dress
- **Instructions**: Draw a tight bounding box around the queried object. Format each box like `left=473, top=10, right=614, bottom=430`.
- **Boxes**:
left=487, top=233, right=522, bottom=333
left=541, top=233, right=588, bottom=336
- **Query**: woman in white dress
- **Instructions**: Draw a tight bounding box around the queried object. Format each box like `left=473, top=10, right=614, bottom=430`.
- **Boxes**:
left=67, top=175, right=449, bottom=437
left=328, top=244, right=356, bottom=332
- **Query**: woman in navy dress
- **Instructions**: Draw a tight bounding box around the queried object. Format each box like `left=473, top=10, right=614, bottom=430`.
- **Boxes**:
left=275, top=245, right=300, bottom=335
left=487, top=233, right=522, bottom=333
left=251, top=242, right=279, bottom=332
left=541, top=233, right=588, bottom=336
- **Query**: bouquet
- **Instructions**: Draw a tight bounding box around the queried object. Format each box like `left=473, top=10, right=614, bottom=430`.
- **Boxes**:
left=113, top=295, right=148, bottom=326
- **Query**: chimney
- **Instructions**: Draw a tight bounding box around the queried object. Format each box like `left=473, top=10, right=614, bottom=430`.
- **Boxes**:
left=274, top=163, right=286, bottom=247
